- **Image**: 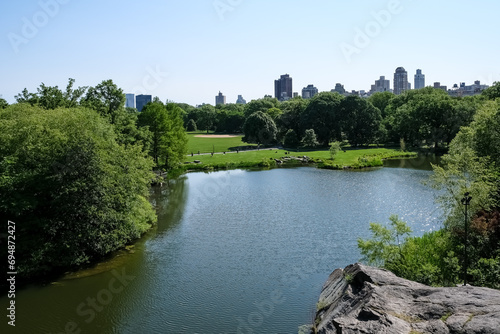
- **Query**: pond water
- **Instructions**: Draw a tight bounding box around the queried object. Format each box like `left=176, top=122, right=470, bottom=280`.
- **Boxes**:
left=6, top=159, right=443, bottom=334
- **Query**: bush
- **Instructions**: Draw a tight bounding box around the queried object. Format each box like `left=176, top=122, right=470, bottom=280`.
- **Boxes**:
left=187, top=118, right=197, bottom=131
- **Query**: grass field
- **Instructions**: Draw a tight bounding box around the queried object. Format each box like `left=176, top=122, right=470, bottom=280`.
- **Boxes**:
left=183, top=147, right=416, bottom=171
left=183, top=132, right=416, bottom=171
left=186, top=132, right=257, bottom=154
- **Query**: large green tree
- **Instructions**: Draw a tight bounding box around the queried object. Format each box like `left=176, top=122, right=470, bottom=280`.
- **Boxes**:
left=301, top=92, right=344, bottom=146
left=81, top=79, right=125, bottom=124
left=387, top=88, right=463, bottom=148
left=339, top=95, right=383, bottom=146
left=138, top=101, right=187, bottom=169
left=0, top=104, right=156, bottom=279
left=244, top=96, right=280, bottom=118
left=242, top=111, right=277, bottom=145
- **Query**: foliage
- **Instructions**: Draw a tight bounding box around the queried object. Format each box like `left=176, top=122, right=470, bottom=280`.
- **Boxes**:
left=301, top=129, right=319, bottom=148
left=339, top=95, right=383, bottom=146
left=329, top=141, right=342, bottom=160
left=187, top=118, right=197, bottom=131
left=358, top=216, right=461, bottom=286
left=368, top=91, right=394, bottom=118
left=385, top=87, right=476, bottom=149
left=15, top=78, right=87, bottom=109
left=244, top=96, right=280, bottom=118
left=0, top=104, right=156, bottom=279
left=242, top=111, right=277, bottom=145
left=0, top=97, right=8, bottom=109
left=357, top=215, right=412, bottom=267
left=138, top=101, right=187, bottom=169
left=283, top=129, right=300, bottom=148
left=301, top=92, right=344, bottom=146
left=197, top=104, right=216, bottom=133
left=482, top=81, right=500, bottom=100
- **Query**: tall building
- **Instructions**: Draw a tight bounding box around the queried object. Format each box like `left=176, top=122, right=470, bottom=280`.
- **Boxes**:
left=136, top=94, right=152, bottom=112
left=236, top=95, right=246, bottom=104
left=393, top=67, right=409, bottom=95
left=215, top=91, right=226, bottom=105
left=125, top=94, right=135, bottom=109
left=370, top=76, right=391, bottom=94
left=274, top=74, right=293, bottom=101
left=332, top=83, right=346, bottom=94
left=302, top=84, right=318, bottom=99
left=414, top=69, right=425, bottom=90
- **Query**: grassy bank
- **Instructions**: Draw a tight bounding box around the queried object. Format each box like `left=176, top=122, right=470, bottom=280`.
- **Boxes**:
left=182, top=147, right=417, bottom=171
left=186, top=132, right=257, bottom=154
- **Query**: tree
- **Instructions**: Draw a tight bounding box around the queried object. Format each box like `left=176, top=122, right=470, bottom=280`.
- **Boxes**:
left=329, top=141, right=341, bottom=160
left=163, top=103, right=188, bottom=169
left=482, top=81, right=500, bottom=100
left=187, top=118, right=197, bottom=131
left=283, top=129, right=300, bottom=148
left=138, top=101, right=187, bottom=168
left=81, top=79, right=125, bottom=124
left=0, top=104, right=156, bottom=279
left=0, top=97, right=8, bottom=109
left=368, top=91, right=394, bottom=118
left=301, top=92, right=344, bottom=146
left=14, top=78, right=87, bottom=109
left=357, top=215, right=412, bottom=267
left=300, top=129, right=319, bottom=148
left=197, top=104, right=216, bottom=133
left=278, top=97, right=309, bottom=141
left=339, top=95, right=383, bottom=146
left=244, top=96, right=280, bottom=118
left=387, top=88, right=459, bottom=149
left=242, top=111, right=277, bottom=145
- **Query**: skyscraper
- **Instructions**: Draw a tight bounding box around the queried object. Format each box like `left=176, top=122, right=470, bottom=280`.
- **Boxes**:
left=274, top=74, right=293, bottom=101
left=125, top=94, right=135, bottom=109
left=393, top=67, right=409, bottom=95
left=236, top=95, right=247, bottom=104
left=215, top=91, right=226, bottom=105
left=301, top=84, right=318, bottom=99
left=136, top=94, right=152, bottom=112
left=414, top=69, right=425, bottom=90
left=370, top=76, right=391, bottom=94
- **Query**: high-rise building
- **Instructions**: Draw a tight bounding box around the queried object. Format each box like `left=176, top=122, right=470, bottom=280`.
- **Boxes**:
left=136, top=94, right=152, bottom=112
left=332, top=83, right=346, bottom=94
left=370, top=76, right=391, bottom=94
left=393, top=67, right=409, bottom=95
left=215, top=91, right=226, bottom=105
left=236, top=95, right=246, bottom=104
left=302, top=84, right=318, bottom=99
left=274, top=74, right=293, bottom=101
left=125, top=94, right=135, bottom=109
left=414, top=69, right=425, bottom=90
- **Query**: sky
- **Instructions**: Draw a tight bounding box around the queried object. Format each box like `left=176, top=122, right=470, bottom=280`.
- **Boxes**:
left=1, top=0, right=500, bottom=106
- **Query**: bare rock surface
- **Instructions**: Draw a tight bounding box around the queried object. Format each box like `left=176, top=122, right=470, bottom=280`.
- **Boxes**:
left=314, top=263, right=500, bottom=334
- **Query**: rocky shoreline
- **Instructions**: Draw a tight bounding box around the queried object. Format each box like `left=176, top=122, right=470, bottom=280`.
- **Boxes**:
left=313, top=263, right=500, bottom=334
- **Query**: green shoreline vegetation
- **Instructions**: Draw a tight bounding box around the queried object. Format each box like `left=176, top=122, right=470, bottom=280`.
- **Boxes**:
left=1, top=78, right=499, bottom=286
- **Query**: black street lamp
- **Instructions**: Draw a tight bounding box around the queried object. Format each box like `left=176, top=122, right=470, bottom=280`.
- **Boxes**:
left=461, top=192, right=472, bottom=286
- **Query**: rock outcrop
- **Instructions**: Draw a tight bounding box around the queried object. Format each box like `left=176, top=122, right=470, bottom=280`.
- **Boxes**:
left=314, top=263, right=500, bottom=334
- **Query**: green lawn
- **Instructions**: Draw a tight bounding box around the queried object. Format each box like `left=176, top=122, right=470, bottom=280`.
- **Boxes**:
left=186, top=132, right=257, bottom=154
left=183, top=147, right=417, bottom=171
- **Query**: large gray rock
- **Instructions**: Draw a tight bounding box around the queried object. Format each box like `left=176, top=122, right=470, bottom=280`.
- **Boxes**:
left=314, top=263, right=500, bottom=334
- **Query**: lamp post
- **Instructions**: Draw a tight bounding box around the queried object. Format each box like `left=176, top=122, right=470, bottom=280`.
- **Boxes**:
left=461, top=192, right=472, bottom=286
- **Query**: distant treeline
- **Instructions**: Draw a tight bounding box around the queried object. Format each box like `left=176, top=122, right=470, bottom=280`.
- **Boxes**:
left=177, top=83, right=500, bottom=150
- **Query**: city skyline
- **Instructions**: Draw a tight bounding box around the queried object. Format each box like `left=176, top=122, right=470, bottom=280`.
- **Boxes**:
left=1, top=1, right=499, bottom=106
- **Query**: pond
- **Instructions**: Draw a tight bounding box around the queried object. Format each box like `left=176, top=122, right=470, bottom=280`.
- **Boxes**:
left=7, top=160, right=443, bottom=334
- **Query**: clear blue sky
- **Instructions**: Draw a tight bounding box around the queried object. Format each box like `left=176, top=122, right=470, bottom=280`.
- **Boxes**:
left=1, top=0, right=499, bottom=106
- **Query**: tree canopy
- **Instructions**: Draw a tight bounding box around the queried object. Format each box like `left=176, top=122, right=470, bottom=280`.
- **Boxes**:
left=0, top=104, right=156, bottom=279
